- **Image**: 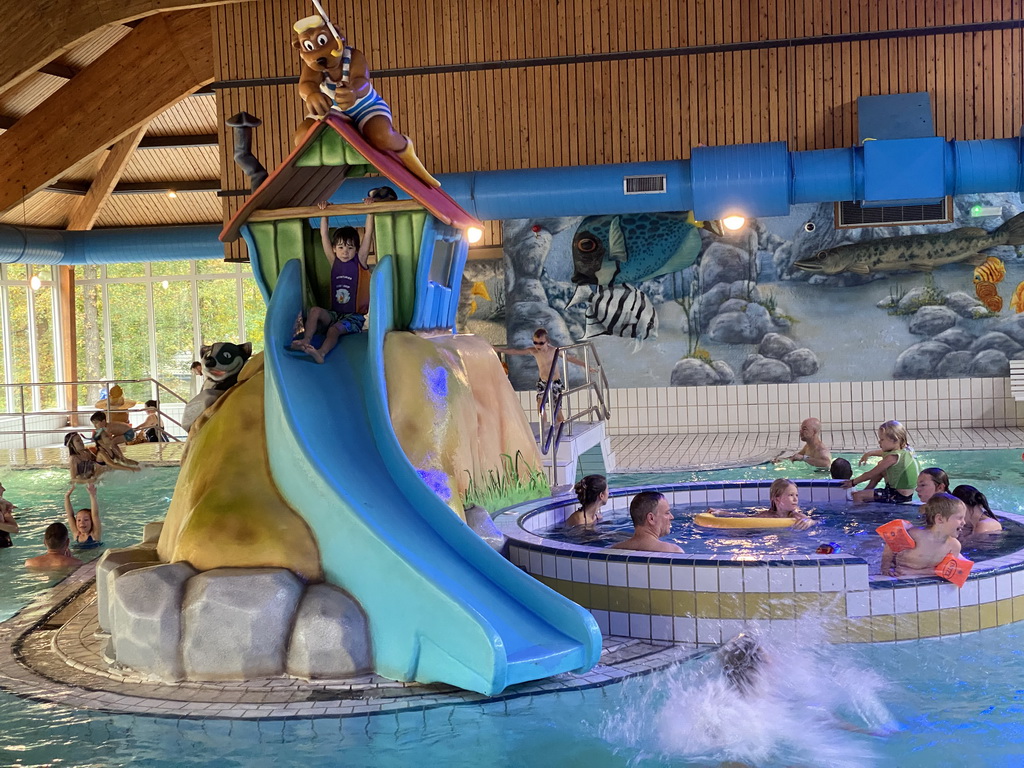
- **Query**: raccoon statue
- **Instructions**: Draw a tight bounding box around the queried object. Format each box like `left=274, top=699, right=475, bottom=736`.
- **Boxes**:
left=181, top=342, right=253, bottom=432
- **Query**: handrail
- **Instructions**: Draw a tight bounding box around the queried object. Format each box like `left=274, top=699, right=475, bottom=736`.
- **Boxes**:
left=0, top=378, right=189, bottom=451
left=536, top=342, right=611, bottom=457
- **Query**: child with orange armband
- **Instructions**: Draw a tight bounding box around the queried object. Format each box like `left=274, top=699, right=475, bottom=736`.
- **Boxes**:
left=878, top=493, right=972, bottom=584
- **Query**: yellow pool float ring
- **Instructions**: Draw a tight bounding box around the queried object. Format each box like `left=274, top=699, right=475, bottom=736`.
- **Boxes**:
left=693, top=512, right=796, bottom=529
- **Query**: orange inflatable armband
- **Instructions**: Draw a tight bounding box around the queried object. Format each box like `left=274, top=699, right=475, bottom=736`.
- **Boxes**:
left=876, top=519, right=915, bottom=553
left=935, top=553, right=974, bottom=588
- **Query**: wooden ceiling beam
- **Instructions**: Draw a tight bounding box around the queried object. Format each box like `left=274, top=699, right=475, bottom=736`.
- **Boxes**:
left=49, top=179, right=220, bottom=195
left=0, top=9, right=215, bottom=215
left=0, top=0, right=250, bottom=99
left=138, top=133, right=218, bottom=149
left=66, top=124, right=148, bottom=231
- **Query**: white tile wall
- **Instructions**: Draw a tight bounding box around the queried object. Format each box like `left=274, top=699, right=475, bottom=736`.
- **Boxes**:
left=519, top=377, right=1022, bottom=435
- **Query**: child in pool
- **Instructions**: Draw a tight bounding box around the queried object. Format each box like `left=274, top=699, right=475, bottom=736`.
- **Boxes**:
left=64, top=432, right=104, bottom=484
left=565, top=474, right=607, bottom=527
left=952, top=484, right=1002, bottom=537
left=90, top=411, right=140, bottom=471
left=64, top=483, right=102, bottom=547
left=842, top=419, right=919, bottom=504
left=708, top=478, right=815, bottom=530
left=916, top=467, right=949, bottom=504
left=880, top=493, right=965, bottom=577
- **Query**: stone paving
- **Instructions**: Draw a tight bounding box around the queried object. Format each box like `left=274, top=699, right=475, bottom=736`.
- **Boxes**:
left=0, top=562, right=695, bottom=720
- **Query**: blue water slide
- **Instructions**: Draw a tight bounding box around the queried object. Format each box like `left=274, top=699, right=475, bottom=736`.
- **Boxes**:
left=261, top=258, right=601, bottom=695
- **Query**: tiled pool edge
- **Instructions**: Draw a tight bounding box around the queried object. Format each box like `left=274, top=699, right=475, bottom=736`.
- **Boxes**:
left=496, top=480, right=1024, bottom=644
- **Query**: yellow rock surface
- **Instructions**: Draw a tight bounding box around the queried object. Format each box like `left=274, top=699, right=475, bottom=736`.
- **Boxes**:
left=384, top=332, right=543, bottom=518
left=157, top=354, right=323, bottom=581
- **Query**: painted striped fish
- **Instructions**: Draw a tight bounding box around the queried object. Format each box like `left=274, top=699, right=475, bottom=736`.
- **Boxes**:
left=573, top=283, right=658, bottom=348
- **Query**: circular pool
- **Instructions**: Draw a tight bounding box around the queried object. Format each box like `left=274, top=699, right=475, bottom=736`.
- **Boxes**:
left=495, top=478, right=1024, bottom=645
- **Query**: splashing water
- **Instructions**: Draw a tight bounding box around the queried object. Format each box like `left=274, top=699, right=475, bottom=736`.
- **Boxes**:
left=600, top=625, right=897, bottom=767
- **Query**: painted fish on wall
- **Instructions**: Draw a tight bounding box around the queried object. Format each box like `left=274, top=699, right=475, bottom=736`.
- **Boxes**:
left=794, top=211, right=1024, bottom=276
left=571, top=283, right=658, bottom=348
left=571, top=212, right=703, bottom=287
left=972, top=256, right=1005, bottom=312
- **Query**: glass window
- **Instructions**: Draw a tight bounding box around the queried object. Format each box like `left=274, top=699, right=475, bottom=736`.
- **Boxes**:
left=241, top=277, right=265, bottom=352
left=105, top=263, right=147, bottom=279
left=151, top=261, right=193, bottom=277
left=31, top=283, right=56, bottom=409
left=106, top=283, right=149, bottom=380
left=6, top=264, right=26, bottom=282
left=153, top=280, right=195, bottom=398
left=197, top=278, right=241, bottom=346
left=196, top=259, right=236, bottom=275
left=75, top=265, right=107, bottom=403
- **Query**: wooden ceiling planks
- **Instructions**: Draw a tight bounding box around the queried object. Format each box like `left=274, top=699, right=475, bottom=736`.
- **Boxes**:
left=0, top=0, right=250, bottom=100
left=120, top=147, right=220, bottom=184
left=93, top=190, right=223, bottom=227
left=0, top=190, right=76, bottom=227
left=146, top=94, right=219, bottom=136
left=0, top=9, right=217, bottom=215
left=66, top=124, right=149, bottom=231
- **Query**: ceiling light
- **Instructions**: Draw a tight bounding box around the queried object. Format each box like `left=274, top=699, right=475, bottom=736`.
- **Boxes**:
left=167, top=190, right=177, bottom=199
left=722, top=215, right=746, bottom=231
left=466, top=226, right=483, bottom=244
left=29, top=275, right=41, bottom=290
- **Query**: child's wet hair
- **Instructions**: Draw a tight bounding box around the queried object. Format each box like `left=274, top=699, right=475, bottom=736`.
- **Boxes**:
left=718, top=633, right=765, bottom=693
left=878, top=419, right=910, bottom=449
left=367, top=186, right=397, bottom=202
left=768, top=477, right=796, bottom=512
left=921, top=492, right=965, bottom=527
left=952, top=484, right=997, bottom=520
left=573, top=474, right=607, bottom=508
left=919, top=466, right=949, bottom=493
left=829, top=458, right=853, bottom=480
left=331, top=226, right=360, bottom=249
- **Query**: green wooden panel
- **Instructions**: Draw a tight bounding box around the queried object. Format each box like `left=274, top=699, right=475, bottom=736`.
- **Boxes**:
left=249, top=222, right=280, bottom=294
left=319, top=129, right=347, bottom=166
left=295, top=136, right=323, bottom=167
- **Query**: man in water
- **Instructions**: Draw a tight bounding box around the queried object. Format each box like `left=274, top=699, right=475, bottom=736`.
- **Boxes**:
left=25, top=522, right=82, bottom=570
left=610, top=491, right=683, bottom=553
left=778, top=417, right=832, bottom=468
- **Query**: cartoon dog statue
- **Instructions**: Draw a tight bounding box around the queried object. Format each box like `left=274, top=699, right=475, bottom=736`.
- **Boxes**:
left=291, top=13, right=440, bottom=188
left=181, top=342, right=253, bottom=433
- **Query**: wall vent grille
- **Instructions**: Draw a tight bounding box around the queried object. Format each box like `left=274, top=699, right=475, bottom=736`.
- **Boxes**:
left=835, top=197, right=953, bottom=228
left=623, top=175, right=667, bottom=194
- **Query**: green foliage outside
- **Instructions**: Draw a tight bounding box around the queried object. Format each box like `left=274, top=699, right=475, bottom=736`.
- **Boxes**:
left=462, top=451, right=551, bottom=514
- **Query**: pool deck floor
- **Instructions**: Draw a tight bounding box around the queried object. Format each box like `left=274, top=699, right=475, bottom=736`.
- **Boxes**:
left=608, top=426, right=1024, bottom=472
left=3, top=424, right=1023, bottom=719
left=0, top=561, right=690, bottom=719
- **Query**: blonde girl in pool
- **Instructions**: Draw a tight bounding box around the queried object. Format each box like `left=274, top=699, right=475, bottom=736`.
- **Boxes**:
left=565, top=474, right=608, bottom=527
left=755, top=478, right=815, bottom=530
left=706, top=478, right=815, bottom=530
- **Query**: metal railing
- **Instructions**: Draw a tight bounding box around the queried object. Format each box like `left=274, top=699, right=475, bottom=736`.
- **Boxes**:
left=535, top=342, right=611, bottom=457
left=0, top=378, right=189, bottom=451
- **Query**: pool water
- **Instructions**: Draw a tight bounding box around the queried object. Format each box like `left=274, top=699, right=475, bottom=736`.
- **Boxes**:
left=3, top=452, right=1024, bottom=766
left=539, top=500, right=1024, bottom=562
left=610, top=449, right=1024, bottom=517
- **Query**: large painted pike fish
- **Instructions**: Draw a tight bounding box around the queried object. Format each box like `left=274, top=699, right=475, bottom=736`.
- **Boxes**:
left=794, top=211, right=1024, bottom=276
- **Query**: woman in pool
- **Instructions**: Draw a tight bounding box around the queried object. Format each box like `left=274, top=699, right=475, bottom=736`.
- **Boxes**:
left=565, top=474, right=607, bottom=527
left=916, top=467, right=949, bottom=504
left=64, top=483, right=101, bottom=547
left=708, top=478, right=815, bottom=530
left=952, top=484, right=1002, bottom=536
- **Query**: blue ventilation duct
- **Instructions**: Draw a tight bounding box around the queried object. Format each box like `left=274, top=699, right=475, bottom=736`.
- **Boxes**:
left=0, top=224, right=222, bottom=265
left=2, top=135, right=1024, bottom=264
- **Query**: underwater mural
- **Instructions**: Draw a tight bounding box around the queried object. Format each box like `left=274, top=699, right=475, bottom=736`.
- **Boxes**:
left=472, top=193, right=1024, bottom=388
